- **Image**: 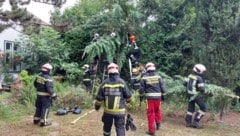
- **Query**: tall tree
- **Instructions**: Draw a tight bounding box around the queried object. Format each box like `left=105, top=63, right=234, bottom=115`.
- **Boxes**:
left=137, top=0, right=195, bottom=75
left=193, top=0, right=240, bottom=89
left=51, top=0, right=139, bottom=68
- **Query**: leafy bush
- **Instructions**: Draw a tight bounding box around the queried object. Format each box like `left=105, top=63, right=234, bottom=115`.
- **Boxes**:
left=204, top=84, right=239, bottom=120
left=126, top=91, right=143, bottom=111
left=163, top=74, right=188, bottom=110
left=53, top=85, right=93, bottom=109
left=19, top=70, right=33, bottom=86
left=0, top=92, right=33, bottom=123
left=18, top=79, right=36, bottom=106
left=60, top=62, right=83, bottom=85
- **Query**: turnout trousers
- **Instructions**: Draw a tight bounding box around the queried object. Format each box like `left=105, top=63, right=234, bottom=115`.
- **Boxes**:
left=102, top=113, right=125, bottom=136
left=34, top=96, right=52, bottom=124
left=185, top=96, right=206, bottom=124
left=146, top=99, right=162, bottom=133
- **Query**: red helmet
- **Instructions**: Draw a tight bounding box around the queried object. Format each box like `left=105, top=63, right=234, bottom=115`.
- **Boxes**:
left=128, top=35, right=136, bottom=42
left=107, top=63, right=119, bottom=74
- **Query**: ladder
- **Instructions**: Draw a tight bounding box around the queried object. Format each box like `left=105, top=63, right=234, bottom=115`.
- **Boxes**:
left=129, top=58, right=132, bottom=79
left=90, top=60, right=99, bottom=94
left=102, top=65, right=109, bottom=82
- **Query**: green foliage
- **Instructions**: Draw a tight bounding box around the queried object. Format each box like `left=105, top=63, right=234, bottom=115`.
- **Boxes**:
left=60, top=62, right=82, bottom=85
left=163, top=74, right=240, bottom=117
left=7, top=0, right=240, bottom=116
left=18, top=79, right=36, bottom=106
left=19, top=70, right=32, bottom=86
left=0, top=92, right=32, bottom=123
left=126, top=91, right=142, bottom=112
left=137, top=0, right=195, bottom=76
left=164, top=73, right=188, bottom=110
left=2, top=73, right=13, bottom=84
left=205, top=84, right=237, bottom=112
left=192, top=0, right=240, bottom=89
left=18, top=27, right=70, bottom=74
left=83, top=35, right=123, bottom=64
left=0, top=0, right=36, bottom=33
left=53, top=85, right=93, bottom=109
left=0, top=105, right=26, bottom=122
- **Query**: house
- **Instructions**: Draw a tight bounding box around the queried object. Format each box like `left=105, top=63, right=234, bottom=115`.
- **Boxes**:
left=0, top=27, right=23, bottom=72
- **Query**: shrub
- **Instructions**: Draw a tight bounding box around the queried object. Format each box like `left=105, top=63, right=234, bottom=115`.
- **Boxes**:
left=53, top=84, right=93, bottom=109
left=19, top=70, right=32, bottom=86
left=18, top=79, right=36, bottom=106
left=126, top=91, right=143, bottom=111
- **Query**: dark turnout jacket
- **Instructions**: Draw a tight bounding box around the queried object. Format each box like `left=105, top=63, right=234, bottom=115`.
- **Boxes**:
left=185, top=73, right=205, bottom=96
left=95, top=74, right=132, bottom=115
left=34, top=71, right=54, bottom=96
left=139, top=71, right=165, bottom=100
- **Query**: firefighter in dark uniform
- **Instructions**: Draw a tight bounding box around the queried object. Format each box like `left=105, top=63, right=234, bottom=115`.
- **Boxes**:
left=184, top=64, right=207, bottom=128
left=139, top=62, right=166, bottom=136
left=82, top=64, right=93, bottom=93
left=33, top=63, right=57, bottom=127
left=130, top=68, right=142, bottom=91
left=95, top=63, right=132, bottom=136
left=127, top=34, right=141, bottom=68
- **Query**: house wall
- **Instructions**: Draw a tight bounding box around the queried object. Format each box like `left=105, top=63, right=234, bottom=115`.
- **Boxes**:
left=0, top=27, right=22, bottom=50
left=0, top=27, right=23, bottom=72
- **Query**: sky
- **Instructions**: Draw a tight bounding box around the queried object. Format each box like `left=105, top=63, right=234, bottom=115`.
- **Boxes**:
left=1, top=0, right=78, bottom=23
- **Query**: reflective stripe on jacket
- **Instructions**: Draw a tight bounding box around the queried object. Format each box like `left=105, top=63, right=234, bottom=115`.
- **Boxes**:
left=34, top=72, right=54, bottom=96
left=139, top=71, right=165, bottom=100
left=95, top=74, right=132, bottom=115
left=186, top=74, right=205, bottom=95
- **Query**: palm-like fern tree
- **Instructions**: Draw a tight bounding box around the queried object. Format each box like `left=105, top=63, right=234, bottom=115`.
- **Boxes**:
left=82, top=3, right=139, bottom=70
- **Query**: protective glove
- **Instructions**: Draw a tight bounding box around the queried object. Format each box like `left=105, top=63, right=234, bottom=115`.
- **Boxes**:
left=51, top=93, right=58, bottom=100
left=161, top=95, right=164, bottom=101
left=139, top=96, right=144, bottom=103
left=207, top=92, right=213, bottom=97
left=125, top=114, right=137, bottom=131
left=95, top=104, right=101, bottom=111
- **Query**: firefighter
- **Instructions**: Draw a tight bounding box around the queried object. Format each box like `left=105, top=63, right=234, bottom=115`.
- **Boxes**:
left=130, top=68, right=141, bottom=91
left=82, top=64, right=93, bottom=93
left=127, top=34, right=141, bottom=68
left=95, top=63, right=132, bottom=136
left=139, top=62, right=166, bottom=136
left=33, top=63, right=57, bottom=127
left=184, top=64, right=207, bottom=129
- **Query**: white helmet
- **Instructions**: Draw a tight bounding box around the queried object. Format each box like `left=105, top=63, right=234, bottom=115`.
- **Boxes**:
left=145, top=62, right=156, bottom=71
left=193, top=64, right=206, bottom=74
left=41, top=63, right=53, bottom=71
left=110, top=32, right=116, bottom=37
left=82, top=64, right=89, bottom=69
left=107, top=63, right=119, bottom=74
left=94, top=33, right=99, bottom=38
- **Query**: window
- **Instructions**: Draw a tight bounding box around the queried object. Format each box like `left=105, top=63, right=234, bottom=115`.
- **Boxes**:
left=3, top=40, right=21, bottom=72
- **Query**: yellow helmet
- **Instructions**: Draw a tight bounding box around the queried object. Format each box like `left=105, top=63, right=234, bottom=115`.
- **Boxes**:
left=132, top=68, right=139, bottom=75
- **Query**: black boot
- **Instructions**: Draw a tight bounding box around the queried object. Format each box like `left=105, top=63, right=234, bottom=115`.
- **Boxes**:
left=156, top=123, right=160, bottom=130
left=33, top=120, right=40, bottom=125
left=185, top=123, right=194, bottom=128
left=185, top=113, right=193, bottom=128
left=40, top=122, right=52, bottom=127
left=192, top=121, right=202, bottom=129
left=145, top=131, right=155, bottom=136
